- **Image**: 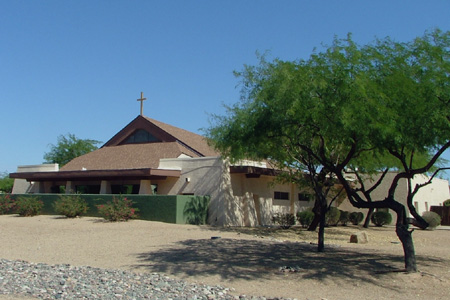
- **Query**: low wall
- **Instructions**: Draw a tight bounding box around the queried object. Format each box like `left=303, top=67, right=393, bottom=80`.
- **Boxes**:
left=7, top=194, right=210, bottom=225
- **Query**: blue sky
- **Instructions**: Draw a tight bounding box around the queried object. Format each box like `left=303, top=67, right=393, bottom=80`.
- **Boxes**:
left=1, top=0, right=449, bottom=179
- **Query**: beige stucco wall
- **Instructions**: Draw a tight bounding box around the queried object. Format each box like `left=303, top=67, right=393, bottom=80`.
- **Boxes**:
left=158, top=157, right=316, bottom=226
left=159, top=157, right=243, bottom=226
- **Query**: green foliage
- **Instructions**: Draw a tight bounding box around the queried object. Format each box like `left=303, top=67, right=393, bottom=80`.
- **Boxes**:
left=53, top=194, right=88, bottom=218
left=0, top=172, right=14, bottom=193
left=207, top=29, right=450, bottom=206
left=14, top=196, right=43, bottom=217
left=421, top=211, right=442, bottom=229
left=444, top=199, right=450, bottom=206
left=371, top=211, right=393, bottom=227
left=97, top=195, right=139, bottom=222
left=349, top=212, right=364, bottom=225
left=296, top=210, right=314, bottom=228
left=183, top=197, right=209, bottom=225
left=272, top=213, right=296, bottom=229
left=43, top=133, right=101, bottom=166
left=339, top=210, right=350, bottom=226
left=0, top=194, right=14, bottom=214
left=325, top=207, right=341, bottom=226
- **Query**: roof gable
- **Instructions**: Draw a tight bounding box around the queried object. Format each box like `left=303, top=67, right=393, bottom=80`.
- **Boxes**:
left=103, top=115, right=218, bottom=157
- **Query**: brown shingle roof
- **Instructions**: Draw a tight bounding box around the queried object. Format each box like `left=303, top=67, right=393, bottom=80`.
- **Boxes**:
left=61, top=142, right=198, bottom=171
left=143, top=117, right=218, bottom=157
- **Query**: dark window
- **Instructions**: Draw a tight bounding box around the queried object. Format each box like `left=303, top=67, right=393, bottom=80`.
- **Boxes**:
left=76, top=185, right=101, bottom=194
left=123, top=129, right=160, bottom=144
left=298, top=193, right=313, bottom=201
left=111, top=184, right=140, bottom=194
left=274, top=191, right=289, bottom=200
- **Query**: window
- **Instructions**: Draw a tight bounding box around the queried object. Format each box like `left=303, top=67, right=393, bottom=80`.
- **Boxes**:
left=274, top=191, right=289, bottom=200
left=123, top=129, right=160, bottom=144
left=298, top=193, right=313, bottom=201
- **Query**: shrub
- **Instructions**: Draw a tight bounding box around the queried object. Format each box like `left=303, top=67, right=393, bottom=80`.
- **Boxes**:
left=422, top=211, right=441, bottom=229
left=296, top=210, right=314, bottom=228
left=325, top=207, right=341, bottom=226
left=0, top=194, right=14, bottom=214
left=444, top=199, right=450, bottom=207
left=349, top=212, right=364, bottom=225
left=339, top=210, right=350, bottom=226
left=97, top=195, right=139, bottom=222
left=53, top=194, right=88, bottom=218
left=14, top=196, right=43, bottom=217
left=272, top=213, right=295, bottom=229
left=371, top=211, right=392, bottom=227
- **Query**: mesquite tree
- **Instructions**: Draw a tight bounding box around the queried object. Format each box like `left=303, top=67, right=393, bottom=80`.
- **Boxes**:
left=207, top=29, right=450, bottom=272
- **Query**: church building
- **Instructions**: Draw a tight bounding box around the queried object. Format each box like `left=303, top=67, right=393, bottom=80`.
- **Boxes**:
left=10, top=94, right=307, bottom=226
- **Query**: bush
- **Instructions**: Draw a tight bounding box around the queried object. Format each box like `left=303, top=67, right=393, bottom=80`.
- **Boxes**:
left=339, top=210, right=350, bottom=226
left=0, top=194, right=14, bottom=214
left=53, top=194, right=88, bottom=218
left=349, top=212, right=364, bottom=225
left=444, top=199, right=450, bottom=207
left=272, top=213, right=296, bottom=229
left=371, top=211, right=392, bottom=227
left=14, top=196, right=43, bottom=217
left=97, top=195, right=139, bottom=222
left=325, top=207, right=341, bottom=226
left=422, top=211, right=441, bottom=229
left=296, top=210, right=314, bottom=228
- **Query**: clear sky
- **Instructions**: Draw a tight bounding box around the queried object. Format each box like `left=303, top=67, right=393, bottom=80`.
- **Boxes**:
left=1, top=0, right=449, bottom=179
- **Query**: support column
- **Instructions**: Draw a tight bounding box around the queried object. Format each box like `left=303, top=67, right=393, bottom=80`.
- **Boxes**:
left=290, top=183, right=295, bottom=214
left=100, top=180, right=111, bottom=194
left=139, top=179, right=153, bottom=194
left=65, top=181, right=75, bottom=194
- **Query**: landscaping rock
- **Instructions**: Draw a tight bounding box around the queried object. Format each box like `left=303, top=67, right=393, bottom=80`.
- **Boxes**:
left=350, top=231, right=369, bottom=244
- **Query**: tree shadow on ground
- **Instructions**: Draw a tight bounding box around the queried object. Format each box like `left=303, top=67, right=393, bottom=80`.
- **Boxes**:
left=132, top=238, right=446, bottom=290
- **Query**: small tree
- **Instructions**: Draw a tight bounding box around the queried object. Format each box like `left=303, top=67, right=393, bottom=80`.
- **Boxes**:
left=44, top=133, right=101, bottom=167
left=0, top=172, right=14, bottom=193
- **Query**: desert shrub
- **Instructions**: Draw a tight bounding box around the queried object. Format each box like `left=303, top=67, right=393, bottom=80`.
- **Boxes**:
left=325, top=207, right=341, bottom=226
left=272, top=213, right=295, bottom=229
left=0, top=194, right=14, bottom=214
left=371, top=211, right=392, bottom=227
left=53, top=194, right=88, bottom=218
left=349, top=212, right=364, bottom=225
left=296, top=210, right=314, bottom=228
left=422, top=211, right=441, bottom=229
left=444, top=199, right=450, bottom=207
left=97, top=195, right=139, bottom=222
left=339, top=210, right=350, bottom=226
left=14, top=196, right=43, bottom=217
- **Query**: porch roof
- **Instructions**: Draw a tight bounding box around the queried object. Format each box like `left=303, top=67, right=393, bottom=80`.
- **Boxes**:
left=9, top=168, right=181, bottom=182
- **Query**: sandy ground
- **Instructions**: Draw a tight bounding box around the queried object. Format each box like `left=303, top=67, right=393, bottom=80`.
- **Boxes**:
left=0, top=215, right=449, bottom=300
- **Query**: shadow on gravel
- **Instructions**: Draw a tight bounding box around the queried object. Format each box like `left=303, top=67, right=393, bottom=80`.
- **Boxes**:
left=132, top=238, right=446, bottom=288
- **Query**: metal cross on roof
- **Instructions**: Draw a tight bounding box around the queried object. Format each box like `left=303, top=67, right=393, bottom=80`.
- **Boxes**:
left=137, top=92, right=147, bottom=116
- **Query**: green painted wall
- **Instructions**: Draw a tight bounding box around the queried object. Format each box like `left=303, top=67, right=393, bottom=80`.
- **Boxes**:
left=8, top=194, right=210, bottom=224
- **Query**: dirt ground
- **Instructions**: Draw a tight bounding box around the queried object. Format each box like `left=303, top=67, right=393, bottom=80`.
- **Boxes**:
left=0, top=214, right=449, bottom=300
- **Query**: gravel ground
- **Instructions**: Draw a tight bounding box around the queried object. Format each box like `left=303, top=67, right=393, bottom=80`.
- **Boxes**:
left=0, top=215, right=449, bottom=300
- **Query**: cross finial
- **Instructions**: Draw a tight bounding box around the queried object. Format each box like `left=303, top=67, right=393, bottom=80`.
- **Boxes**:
left=137, top=92, right=147, bottom=116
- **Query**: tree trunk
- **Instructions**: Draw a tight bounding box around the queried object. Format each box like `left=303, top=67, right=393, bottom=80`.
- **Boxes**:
left=396, top=223, right=417, bottom=272
left=308, top=213, right=320, bottom=231
left=363, top=207, right=374, bottom=228
left=392, top=203, right=418, bottom=272
left=317, top=211, right=326, bottom=252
